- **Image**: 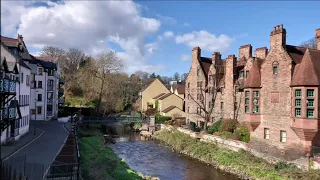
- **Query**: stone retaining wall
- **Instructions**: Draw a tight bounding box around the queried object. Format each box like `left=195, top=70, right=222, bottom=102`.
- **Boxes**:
left=160, top=124, right=311, bottom=170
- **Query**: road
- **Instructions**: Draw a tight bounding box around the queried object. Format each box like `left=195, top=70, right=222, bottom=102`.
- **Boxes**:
left=4, top=120, right=69, bottom=180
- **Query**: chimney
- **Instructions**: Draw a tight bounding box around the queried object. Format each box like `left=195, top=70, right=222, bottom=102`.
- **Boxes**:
left=316, top=28, right=320, bottom=50
left=212, top=52, right=221, bottom=65
left=270, top=24, right=286, bottom=49
left=192, top=47, right=201, bottom=61
left=18, top=34, right=23, bottom=42
left=225, top=54, right=237, bottom=119
left=239, top=44, right=252, bottom=59
left=226, top=54, right=237, bottom=84
left=254, top=47, right=268, bottom=59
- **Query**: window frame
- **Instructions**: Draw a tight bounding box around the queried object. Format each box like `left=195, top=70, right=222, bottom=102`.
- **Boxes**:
left=280, top=130, right=287, bottom=143
left=264, top=128, right=270, bottom=140
left=36, top=107, right=42, bottom=114
left=252, top=91, right=260, bottom=114
left=245, top=91, right=250, bottom=113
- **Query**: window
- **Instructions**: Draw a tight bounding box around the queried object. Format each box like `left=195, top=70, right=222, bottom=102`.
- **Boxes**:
left=273, top=66, right=278, bottom=75
left=245, top=71, right=249, bottom=78
left=295, top=89, right=301, bottom=97
left=239, top=71, right=244, bottom=78
left=220, top=102, right=224, bottom=110
left=307, top=109, right=314, bottom=118
left=37, top=107, right=42, bottom=114
left=307, top=89, right=314, bottom=97
left=37, top=94, right=42, bottom=101
left=295, top=108, right=301, bottom=117
left=264, top=128, right=270, bottom=139
left=38, top=67, right=43, bottom=75
left=188, top=83, right=190, bottom=88
left=188, top=94, right=190, bottom=100
left=197, top=94, right=199, bottom=100
left=253, top=91, right=259, bottom=114
left=197, top=69, right=200, bottom=76
left=197, top=107, right=200, bottom=114
left=26, top=75, right=29, bottom=86
left=21, top=73, right=24, bottom=83
left=280, top=131, right=286, bottom=143
left=295, top=99, right=301, bottom=106
left=31, top=109, right=36, bottom=114
left=188, top=107, right=190, bottom=113
left=245, top=91, right=250, bottom=113
left=48, top=70, right=54, bottom=76
left=38, top=81, right=42, bottom=88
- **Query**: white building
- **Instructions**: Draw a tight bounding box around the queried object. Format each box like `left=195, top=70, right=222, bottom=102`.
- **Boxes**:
left=1, top=35, right=32, bottom=143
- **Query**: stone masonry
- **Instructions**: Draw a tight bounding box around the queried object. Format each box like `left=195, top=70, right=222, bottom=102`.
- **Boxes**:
left=185, top=24, right=320, bottom=158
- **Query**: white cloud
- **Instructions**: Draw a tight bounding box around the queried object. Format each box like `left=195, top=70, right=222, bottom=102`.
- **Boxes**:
left=175, top=30, right=234, bottom=52
left=1, top=1, right=165, bottom=74
left=180, top=54, right=191, bottom=61
left=155, top=14, right=176, bottom=25
left=163, top=31, right=174, bottom=38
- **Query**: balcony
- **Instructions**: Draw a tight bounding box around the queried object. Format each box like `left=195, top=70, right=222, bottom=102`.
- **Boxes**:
left=59, top=88, right=64, bottom=94
left=0, top=78, right=16, bottom=94
left=0, top=106, right=16, bottom=121
left=58, top=98, right=65, bottom=104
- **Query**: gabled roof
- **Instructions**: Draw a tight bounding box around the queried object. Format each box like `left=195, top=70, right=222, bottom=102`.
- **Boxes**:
left=140, top=78, right=157, bottom=93
left=153, top=93, right=166, bottom=99
left=175, top=84, right=185, bottom=94
left=35, top=56, right=58, bottom=62
left=30, top=54, right=57, bottom=71
left=286, top=45, right=307, bottom=64
left=244, top=58, right=263, bottom=88
left=1, top=35, right=32, bottom=60
left=162, top=105, right=182, bottom=113
left=291, top=48, right=320, bottom=86
left=199, top=57, right=211, bottom=77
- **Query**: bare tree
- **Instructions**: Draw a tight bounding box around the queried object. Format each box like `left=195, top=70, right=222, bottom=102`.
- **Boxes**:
left=173, top=72, right=180, bottom=81
left=40, top=46, right=65, bottom=58
left=300, top=37, right=317, bottom=49
left=95, top=51, right=124, bottom=114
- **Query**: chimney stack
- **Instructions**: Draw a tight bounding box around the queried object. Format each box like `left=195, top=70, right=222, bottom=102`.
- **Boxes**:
left=239, top=44, right=252, bottom=59
left=270, top=24, right=286, bottom=49
left=212, top=52, right=221, bottom=65
left=254, top=47, right=268, bottom=59
left=192, top=47, right=201, bottom=61
left=316, top=28, right=320, bottom=50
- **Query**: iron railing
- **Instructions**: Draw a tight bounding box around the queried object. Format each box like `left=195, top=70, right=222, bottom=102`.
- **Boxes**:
left=0, top=79, right=16, bottom=94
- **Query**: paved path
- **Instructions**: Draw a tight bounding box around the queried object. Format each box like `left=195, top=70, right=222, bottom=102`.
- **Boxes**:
left=4, top=120, right=69, bottom=180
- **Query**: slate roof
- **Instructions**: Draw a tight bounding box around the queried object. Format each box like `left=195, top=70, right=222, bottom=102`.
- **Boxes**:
left=175, top=84, right=185, bottom=94
left=286, top=45, right=307, bottom=64
left=0, top=35, right=32, bottom=60
left=291, top=48, right=320, bottom=86
left=30, top=54, right=57, bottom=71
left=244, top=58, right=264, bottom=88
left=162, top=105, right=181, bottom=113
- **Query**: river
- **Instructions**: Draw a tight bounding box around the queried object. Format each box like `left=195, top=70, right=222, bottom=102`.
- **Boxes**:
left=106, top=124, right=237, bottom=180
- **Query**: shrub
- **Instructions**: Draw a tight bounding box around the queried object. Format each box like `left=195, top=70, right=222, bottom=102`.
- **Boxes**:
left=221, top=119, right=239, bottom=133
left=208, top=120, right=223, bottom=134
left=155, top=116, right=172, bottom=124
left=194, top=126, right=201, bottom=132
left=220, top=131, right=233, bottom=139
left=190, top=121, right=196, bottom=131
left=235, top=125, right=250, bottom=143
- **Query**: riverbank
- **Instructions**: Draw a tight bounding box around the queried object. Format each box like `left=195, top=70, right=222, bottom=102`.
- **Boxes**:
left=155, top=129, right=320, bottom=180
left=78, top=124, right=158, bottom=180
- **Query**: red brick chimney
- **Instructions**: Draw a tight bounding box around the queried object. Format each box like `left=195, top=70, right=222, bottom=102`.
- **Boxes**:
left=316, top=28, right=320, bottom=50
left=270, top=24, right=286, bottom=49
left=238, top=44, right=252, bottom=59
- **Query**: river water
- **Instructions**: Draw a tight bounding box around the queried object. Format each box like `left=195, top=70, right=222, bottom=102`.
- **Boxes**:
left=107, top=124, right=237, bottom=180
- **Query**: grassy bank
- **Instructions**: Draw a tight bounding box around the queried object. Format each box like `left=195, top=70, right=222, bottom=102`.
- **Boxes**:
left=156, top=129, right=320, bottom=180
left=78, top=124, right=157, bottom=180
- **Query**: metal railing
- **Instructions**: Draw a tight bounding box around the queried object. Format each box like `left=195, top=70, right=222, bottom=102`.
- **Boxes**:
left=0, top=79, right=16, bottom=93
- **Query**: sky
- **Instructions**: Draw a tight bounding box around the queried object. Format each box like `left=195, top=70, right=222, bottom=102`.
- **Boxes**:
left=1, top=1, right=319, bottom=77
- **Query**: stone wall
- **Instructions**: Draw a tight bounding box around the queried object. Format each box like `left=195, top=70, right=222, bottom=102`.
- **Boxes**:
left=160, top=124, right=311, bottom=170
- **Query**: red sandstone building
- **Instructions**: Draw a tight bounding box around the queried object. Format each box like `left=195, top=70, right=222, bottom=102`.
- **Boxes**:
left=185, top=25, right=320, bottom=156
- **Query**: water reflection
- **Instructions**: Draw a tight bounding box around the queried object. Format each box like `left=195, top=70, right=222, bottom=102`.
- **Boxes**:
left=107, top=124, right=237, bottom=180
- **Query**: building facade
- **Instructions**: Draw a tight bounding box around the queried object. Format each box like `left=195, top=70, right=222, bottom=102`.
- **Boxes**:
left=1, top=34, right=64, bottom=144
left=185, top=25, right=320, bottom=156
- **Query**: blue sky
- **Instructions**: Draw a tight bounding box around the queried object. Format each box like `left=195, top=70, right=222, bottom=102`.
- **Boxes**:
left=1, top=1, right=319, bottom=77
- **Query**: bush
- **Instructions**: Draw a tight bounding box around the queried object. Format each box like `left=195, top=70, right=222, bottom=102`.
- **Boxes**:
left=190, top=122, right=196, bottom=131
left=194, top=126, right=201, bottom=132
left=221, top=119, right=239, bottom=133
left=208, top=120, right=223, bottom=134
left=155, top=115, right=172, bottom=124
left=235, top=125, right=250, bottom=142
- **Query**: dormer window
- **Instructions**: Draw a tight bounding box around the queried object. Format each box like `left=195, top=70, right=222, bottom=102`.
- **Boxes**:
left=273, top=62, right=279, bottom=75
left=38, top=67, right=43, bottom=75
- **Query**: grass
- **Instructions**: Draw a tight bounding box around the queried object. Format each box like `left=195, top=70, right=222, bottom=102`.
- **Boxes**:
left=156, top=130, right=320, bottom=180
left=79, top=135, right=143, bottom=180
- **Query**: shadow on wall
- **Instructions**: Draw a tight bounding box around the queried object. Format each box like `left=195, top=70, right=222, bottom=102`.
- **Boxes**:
left=249, top=138, right=306, bottom=161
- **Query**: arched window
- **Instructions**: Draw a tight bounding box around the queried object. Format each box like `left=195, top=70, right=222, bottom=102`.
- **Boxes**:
left=273, top=61, right=279, bottom=75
